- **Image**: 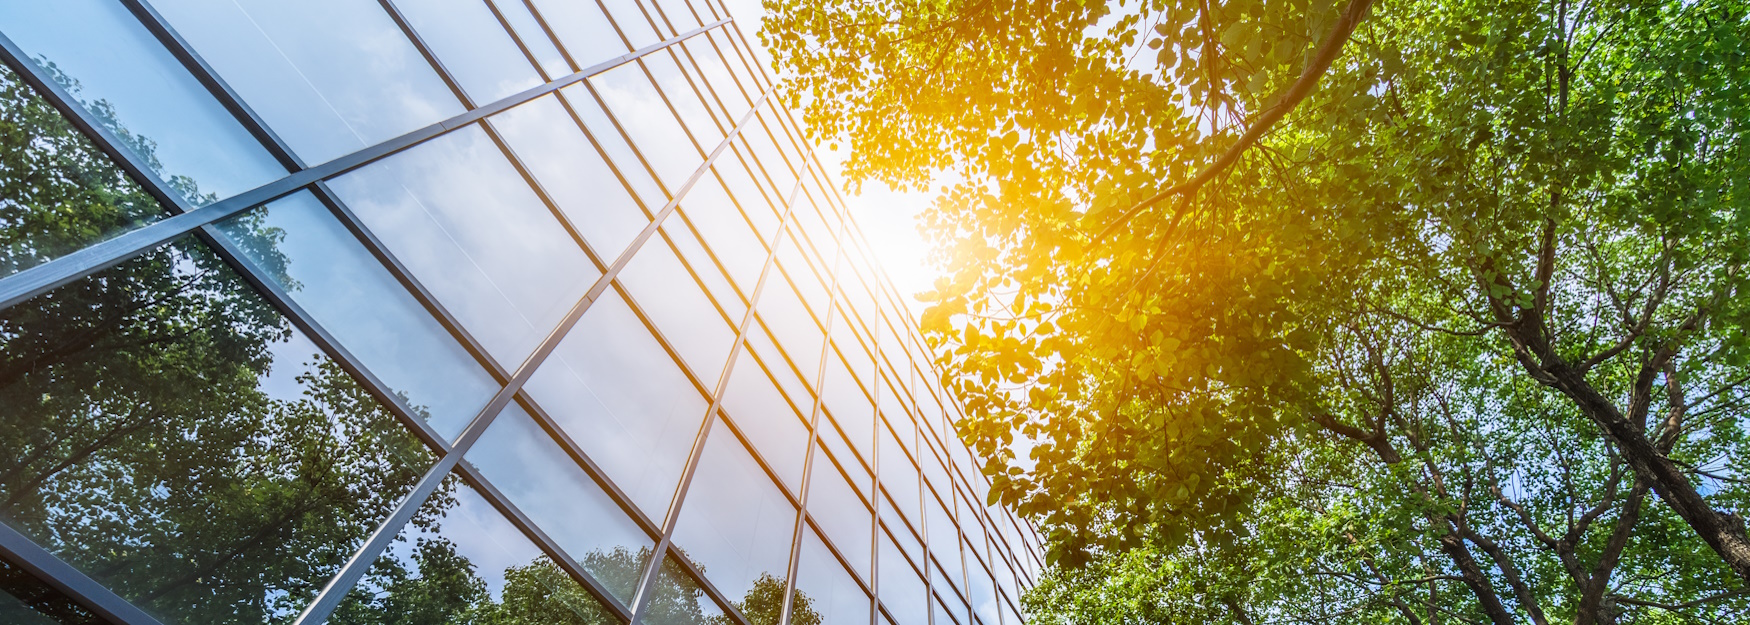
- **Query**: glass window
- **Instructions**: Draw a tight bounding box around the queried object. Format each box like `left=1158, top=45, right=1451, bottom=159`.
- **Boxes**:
left=0, top=236, right=433, bottom=625
left=681, top=37, right=751, bottom=121
left=617, top=241, right=736, bottom=382
left=794, top=526, right=870, bottom=625
left=340, top=472, right=617, bottom=622
left=822, top=346, right=875, bottom=462
left=669, top=419, right=796, bottom=606
left=878, top=531, right=928, bottom=625
left=523, top=290, right=710, bottom=519
left=0, top=558, right=94, bottom=624
left=966, top=546, right=1000, bottom=625
left=559, top=83, right=668, bottom=212
left=881, top=505, right=924, bottom=574
left=327, top=123, right=598, bottom=367
left=465, top=403, right=653, bottom=603
left=589, top=60, right=703, bottom=189
left=806, top=451, right=872, bottom=581
left=774, top=223, right=831, bottom=306
left=527, top=0, right=627, bottom=69
left=660, top=218, right=748, bottom=322
left=714, top=149, right=782, bottom=237
left=600, top=0, right=661, bottom=49
left=758, top=264, right=826, bottom=381
left=676, top=176, right=768, bottom=297
left=746, top=325, right=815, bottom=422
left=0, top=0, right=284, bottom=205
left=0, top=65, right=164, bottom=279
left=925, top=491, right=962, bottom=597
left=650, top=0, right=703, bottom=33
left=488, top=0, right=571, bottom=79
left=150, top=0, right=465, bottom=165
left=491, top=94, right=650, bottom=261
left=643, top=555, right=731, bottom=625
left=820, top=426, right=872, bottom=498
left=880, top=426, right=922, bottom=527
left=646, top=51, right=724, bottom=145
left=721, top=344, right=810, bottom=495
left=741, top=114, right=796, bottom=210
left=216, top=191, right=499, bottom=441
left=395, top=0, right=543, bottom=105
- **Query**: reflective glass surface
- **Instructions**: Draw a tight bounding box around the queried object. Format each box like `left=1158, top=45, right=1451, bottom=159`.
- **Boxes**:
left=0, top=236, right=432, bottom=625
left=669, top=419, right=795, bottom=605
left=529, top=0, right=629, bottom=68
left=617, top=239, right=735, bottom=381
left=795, top=526, right=870, bottom=625
left=806, top=451, right=873, bottom=580
left=589, top=59, right=703, bottom=189
left=878, top=531, right=928, bottom=625
left=151, top=0, right=465, bottom=165
left=0, top=0, right=284, bottom=205
left=524, top=290, right=709, bottom=518
left=488, top=0, right=571, bottom=79
left=642, top=556, right=729, bottom=625
left=491, top=94, right=651, bottom=261
left=342, top=472, right=617, bottom=622
left=559, top=83, right=668, bottom=210
left=465, top=404, right=653, bottom=603
left=675, top=176, right=766, bottom=298
left=395, top=0, right=543, bottom=105
left=328, top=123, right=598, bottom=367
left=216, top=191, right=499, bottom=441
left=721, top=344, right=810, bottom=494
left=0, top=64, right=166, bottom=279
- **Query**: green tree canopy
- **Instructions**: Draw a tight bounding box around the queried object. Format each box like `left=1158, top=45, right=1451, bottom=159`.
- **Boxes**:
left=766, top=0, right=1750, bottom=622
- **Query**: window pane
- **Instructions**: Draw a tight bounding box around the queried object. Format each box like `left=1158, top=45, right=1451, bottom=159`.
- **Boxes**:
left=396, top=0, right=543, bottom=105
left=590, top=60, right=703, bottom=189
left=680, top=176, right=769, bottom=298
left=880, top=426, right=922, bottom=527
left=617, top=240, right=735, bottom=382
left=642, top=555, right=729, bottom=625
left=746, top=326, right=814, bottom=423
left=328, top=124, right=597, bottom=367
left=661, top=218, right=747, bottom=322
left=559, top=84, right=667, bottom=211
left=0, top=558, right=100, bottom=624
left=600, top=0, right=661, bottom=50
left=721, top=345, right=809, bottom=495
left=646, top=51, right=723, bottom=145
left=878, top=532, right=928, bottom=625
left=491, top=94, right=651, bottom=261
left=0, top=237, right=433, bottom=624
left=151, top=0, right=465, bottom=165
left=216, top=191, right=499, bottom=441
left=486, top=0, right=569, bottom=79
left=881, top=505, right=924, bottom=573
left=821, top=347, right=875, bottom=464
left=465, top=404, right=653, bottom=603
left=820, top=425, right=872, bottom=498
left=757, top=267, right=825, bottom=384
left=338, top=472, right=618, bottom=622
left=523, top=290, right=709, bottom=519
left=527, top=0, right=626, bottom=69
left=806, top=450, right=872, bottom=581
left=795, top=526, right=869, bottom=625
left=714, top=150, right=781, bottom=237
left=0, top=0, right=284, bottom=204
left=681, top=37, right=751, bottom=121
left=670, top=419, right=795, bottom=604
left=926, top=491, right=962, bottom=597
left=966, top=547, right=1000, bottom=625
left=0, top=65, right=164, bottom=279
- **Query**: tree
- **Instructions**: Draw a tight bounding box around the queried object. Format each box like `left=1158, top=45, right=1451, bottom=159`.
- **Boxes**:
left=766, top=0, right=1750, bottom=621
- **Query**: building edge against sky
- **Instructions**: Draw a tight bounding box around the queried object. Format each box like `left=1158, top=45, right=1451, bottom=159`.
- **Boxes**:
left=0, top=1, right=1041, bottom=625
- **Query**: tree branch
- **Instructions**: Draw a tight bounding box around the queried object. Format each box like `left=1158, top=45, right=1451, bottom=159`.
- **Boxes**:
left=1089, top=0, right=1377, bottom=245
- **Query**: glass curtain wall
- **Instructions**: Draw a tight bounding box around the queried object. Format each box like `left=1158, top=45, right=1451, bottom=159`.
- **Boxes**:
left=0, top=1, right=1043, bottom=624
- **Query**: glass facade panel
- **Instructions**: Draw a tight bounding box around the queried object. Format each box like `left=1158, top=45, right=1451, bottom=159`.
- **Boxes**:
left=617, top=240, right=736, bottom=381
left=0, top=1, right=1034, bottom=620
left=0, top=237, right=433, bottom=624
left=523, top=290, right=708, bottom=519
left=151, top=0, right=465, bottom=165
left=216, top=191, right=499, bottom=441
left=0, top=0, right=284, bottom=205
left=721, top=344, right=810, bottom=494
left=328, top=123, right=598, bottom=367
left=670, top=420, right=795, bottom=606
left=395, top=0, right=543, bottom=105
left=879, top=530, right=929, bottom=625
left=342, top=472, right=617, bottom=622
left=466, top=404, right=653, bottom=603
left=795, top=526, right=870, bottom=625
left=0, top=65, right=166, bottom=279
left=490, top=94, right=650, bottom=261
left=808, top=449, right=873, bottom=580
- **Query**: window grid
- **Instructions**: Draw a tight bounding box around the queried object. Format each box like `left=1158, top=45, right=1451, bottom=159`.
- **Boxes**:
left=0, top=0, right=1039, bottom=624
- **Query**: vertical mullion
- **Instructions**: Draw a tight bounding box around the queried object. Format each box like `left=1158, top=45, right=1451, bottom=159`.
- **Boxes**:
left=483, top=0, right=557, bottom=82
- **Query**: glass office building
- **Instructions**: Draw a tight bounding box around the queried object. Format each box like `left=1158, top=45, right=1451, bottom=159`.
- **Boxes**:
left=0, top=1, right=1043, bottom=624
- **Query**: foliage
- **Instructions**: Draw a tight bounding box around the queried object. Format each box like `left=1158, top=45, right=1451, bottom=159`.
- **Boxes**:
left=766, top=0, right=1750, bottom=621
